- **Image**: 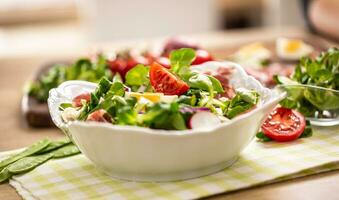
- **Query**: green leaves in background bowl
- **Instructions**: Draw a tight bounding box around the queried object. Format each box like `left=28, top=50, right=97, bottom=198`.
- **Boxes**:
left=28, top=55, right=112, bottom=102
left=275, top=48, right=339, bottom=116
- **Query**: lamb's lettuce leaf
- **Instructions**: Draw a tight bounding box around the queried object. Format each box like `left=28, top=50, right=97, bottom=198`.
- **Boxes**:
left=223, top=89, right=259, bottom=119
left=125, top=64, right=149, bottom=87
left=275, top=48, right=339, bottom=116
left=169, top=48, right=224, bottom=98
left=28, top=55, right=112, bottom=102
left=142, top=102, right=187, bottom=130
left=170, top=48, right=196, bottom=75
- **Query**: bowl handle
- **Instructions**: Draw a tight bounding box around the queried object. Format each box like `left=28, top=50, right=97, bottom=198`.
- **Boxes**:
left=47, top=81, right=97, bottom=134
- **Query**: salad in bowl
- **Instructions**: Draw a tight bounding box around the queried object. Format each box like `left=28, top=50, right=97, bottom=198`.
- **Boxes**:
left=48, top=48, right=285, bottom=181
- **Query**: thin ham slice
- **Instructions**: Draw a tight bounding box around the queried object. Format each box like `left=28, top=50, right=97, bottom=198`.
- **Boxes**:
left=206, top=67, right=236, bottom=99
left=87, top=109, right=112, bottom=123
left=72, top=93, right=91, bottom=107
left=245, top=63, right=294, bottom=87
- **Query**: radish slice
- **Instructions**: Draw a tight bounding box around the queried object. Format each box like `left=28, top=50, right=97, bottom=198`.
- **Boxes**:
left=189, top=111, right=221, bottom=129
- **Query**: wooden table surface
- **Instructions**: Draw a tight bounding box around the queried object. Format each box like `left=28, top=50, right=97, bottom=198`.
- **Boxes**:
left=0, top=27, right=339, bottom=200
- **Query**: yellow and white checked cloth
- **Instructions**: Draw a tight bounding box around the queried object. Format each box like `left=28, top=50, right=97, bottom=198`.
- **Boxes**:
left=2, top=125, right=339, bottom=200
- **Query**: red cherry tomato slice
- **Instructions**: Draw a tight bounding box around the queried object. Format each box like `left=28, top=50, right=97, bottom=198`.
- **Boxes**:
left=149, top=62, right=189, bottom=95
left=72, top=93, right=91, bottom=107
left=107, top=58, right=128, bottom=78
left=261, top=107, right=306, bottom=142
left=108, top=56, right=148, bottom=79
left=192, top=49, right=213, bottom=65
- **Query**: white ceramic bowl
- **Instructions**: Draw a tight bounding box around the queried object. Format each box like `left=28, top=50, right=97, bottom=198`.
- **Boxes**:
left=48, top=61, right=285, bottom=182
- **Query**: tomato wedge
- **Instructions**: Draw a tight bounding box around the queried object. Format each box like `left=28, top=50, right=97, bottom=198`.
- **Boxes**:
left=261, top=107, right=306, bottom=142
left=149, top=62, right=189, bottom=95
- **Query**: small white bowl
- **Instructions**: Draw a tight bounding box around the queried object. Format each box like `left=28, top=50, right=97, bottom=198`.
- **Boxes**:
left=48, top=61, right=285, bottom=182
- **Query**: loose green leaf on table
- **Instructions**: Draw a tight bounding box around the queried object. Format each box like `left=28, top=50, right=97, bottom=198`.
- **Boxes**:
left=256, top=131, right=272, bottom=142
left=299, top=120, right=313, bottom=138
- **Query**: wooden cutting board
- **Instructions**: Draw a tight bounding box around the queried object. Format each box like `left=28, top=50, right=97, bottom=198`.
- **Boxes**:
left=22, top=61, right=70, bottom=128
left=22, top=36, right=331, bottom=128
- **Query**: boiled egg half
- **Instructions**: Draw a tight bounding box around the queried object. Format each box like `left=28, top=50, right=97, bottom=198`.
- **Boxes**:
left=233, top=42, right=271, bottom=69
left=276, top=38, right=314, bottom=60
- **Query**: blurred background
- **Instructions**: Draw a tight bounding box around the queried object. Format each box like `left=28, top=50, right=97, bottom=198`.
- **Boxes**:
left=0, top=0, right=337, bottom=58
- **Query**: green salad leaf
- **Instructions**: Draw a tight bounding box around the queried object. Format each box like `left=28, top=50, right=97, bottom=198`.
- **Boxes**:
left=168, top=48, right=224, bottom=100
left=299, top=120, right=313, bottom=138
left=58, top=103, right=73, bottom=111
left=275, top=48, right=339, bottom=116
left=116, top=106, right=138, bottom=125
left=208, top=75, right=224, bottom=93
left=78, top=77, right=113, bottom=120
left=223, top=89, right=259, bottom=119
left=170, top=48, right=196, bottom=75
left=28, top=55, right=112, bottom=102
left=142, top=102, right=187, bottom=130
left=187, top=72, right=213, bottom=93
left=125, top=64, right=150, bottom=87
left=255, top=132, right=272, bottom=142
left=64, top=48, right=260, bottom=131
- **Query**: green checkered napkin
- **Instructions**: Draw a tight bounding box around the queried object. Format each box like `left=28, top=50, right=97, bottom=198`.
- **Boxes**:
left=2, top=126, right=339, bottom=200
